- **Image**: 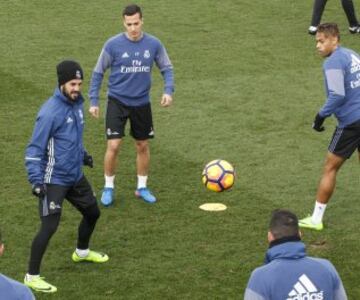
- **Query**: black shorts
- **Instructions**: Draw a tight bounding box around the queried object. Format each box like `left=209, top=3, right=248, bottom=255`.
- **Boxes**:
left=39, top=176, right=97, bottom=217
left=328, top=120, right=360, bottom=158
left=106, top=96, right=154, bottom=140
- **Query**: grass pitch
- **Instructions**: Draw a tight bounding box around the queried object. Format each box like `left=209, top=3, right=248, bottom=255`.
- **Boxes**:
left=1, top=0, right=360, bottom=299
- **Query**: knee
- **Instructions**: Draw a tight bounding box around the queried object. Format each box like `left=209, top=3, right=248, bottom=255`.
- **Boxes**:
left=84, top=205, right=100, bottom=224
left=107, top=139, right=122, bottom=154
left=135, top=140, right=149, bottom=154
left=41, top=215, right=60, bottom=236
left=323, top=158, right=343, bottom=174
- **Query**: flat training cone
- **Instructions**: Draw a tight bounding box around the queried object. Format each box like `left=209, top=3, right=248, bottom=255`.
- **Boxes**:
left=199, top=203, right=227, bottom=211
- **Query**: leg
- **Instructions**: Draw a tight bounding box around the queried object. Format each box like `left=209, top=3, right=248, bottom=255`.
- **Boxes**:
left=25, top=215, right=60, bottom=293
left=341, top=0, right=359, bottom=28
left=310, top=0, right=327, bottom=27
left=27, top=184, right=66, bottom=275
left=101, top=138, right=122, bottom=206
left=130, top=104, right=156, bottom=203
left=66, top=176, right=99, bottom=248
left=76, top=204, right=100, bottom=250
left=135, top=139, right=150, bottom=176
left=134, top=139, right=156, bottom=203
left=66, top=176, right=108, bottom=263
left=24, top=184, right=68, bottom=292
left=72, top=204, right=108, bottom=262
left=28, top=214, right=61, bottom=275
left=300, top=123, right=360, bottom=230
left=71, top=203, right=108, bottom=262
left=103, top=96, right=128, bottom=192
left=104, top=138, right=122, bottom=177
left=299, top=152, right=345, bottom=230
left=316, top=151, right=346, bottom=204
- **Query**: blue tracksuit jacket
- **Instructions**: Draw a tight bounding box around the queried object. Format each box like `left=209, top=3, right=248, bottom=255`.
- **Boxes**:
left=0, top=274, right=34, bottom=300
left=320, top=46, right=360, bottom=127
left=244, top=241, right=347, bottom=300
left=89, top=32, right=174, bottom=107
left=25, top=88, right=86, bottom=186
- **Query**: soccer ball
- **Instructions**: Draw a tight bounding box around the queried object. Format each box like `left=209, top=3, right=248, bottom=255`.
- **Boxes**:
left=202, top=159, right=235, bottom=192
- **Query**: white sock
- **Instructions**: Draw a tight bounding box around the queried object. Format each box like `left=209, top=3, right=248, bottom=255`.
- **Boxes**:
left=104, top=175, right=115, bottom=188
left=26, top=274, right=40, bottom=281
left=76, top=248, right=90, bottom=258
left=137, top=175, right=148, bottom=189
left=311, top=201, right=327, bottom=224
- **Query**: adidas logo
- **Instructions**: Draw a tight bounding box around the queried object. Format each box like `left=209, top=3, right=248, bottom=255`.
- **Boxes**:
left=350, top=54, right=360, bottom=73
left=122, top=52, right=129, bottom=58
left=287, top=274, right=324, bottom=300
left=66, top=116, right=73, bottom=123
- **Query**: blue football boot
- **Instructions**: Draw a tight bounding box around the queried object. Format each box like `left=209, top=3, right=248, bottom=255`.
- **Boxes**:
left=135, top=188, right=156, bottom=203
left=101, top=187, right=114, bottom=206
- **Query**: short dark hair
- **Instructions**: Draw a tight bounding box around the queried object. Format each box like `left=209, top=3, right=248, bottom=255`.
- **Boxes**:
left=122, top=4, right=142, bottom=18
left=269, top=209, right=299, bottom=240
left=317, top=23, right=340, bottom=41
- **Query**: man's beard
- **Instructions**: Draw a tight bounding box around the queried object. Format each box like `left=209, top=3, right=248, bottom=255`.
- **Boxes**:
left=62, top=89, right=80, bottom=101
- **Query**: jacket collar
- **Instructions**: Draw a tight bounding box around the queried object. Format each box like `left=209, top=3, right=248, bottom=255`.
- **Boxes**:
left=265, top=240, right=306, bottom=264
left=269, top=235, right=301, bottom=248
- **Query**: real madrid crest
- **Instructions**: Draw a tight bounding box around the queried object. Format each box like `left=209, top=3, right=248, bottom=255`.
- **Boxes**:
left=76, top=70, right=82, bottom=79
left=144, top=50, right=150, bottom=59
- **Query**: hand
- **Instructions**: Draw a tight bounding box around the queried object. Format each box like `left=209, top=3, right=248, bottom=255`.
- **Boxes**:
left=312, top=113, right=325, bottom=132
left=89, top=106, right=99, bottom=118
left=32, top=184, right=46, bottom=198
left=160, top=94, right=173, bottom=107
left=83, top=152, right=94, bottom=168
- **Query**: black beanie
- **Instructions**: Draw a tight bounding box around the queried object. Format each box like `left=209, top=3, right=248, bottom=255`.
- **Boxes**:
left=56, top=60, right=83, bottom=86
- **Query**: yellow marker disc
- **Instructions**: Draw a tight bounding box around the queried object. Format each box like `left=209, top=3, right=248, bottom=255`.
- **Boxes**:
left=199, top=203, right=227, bottom=211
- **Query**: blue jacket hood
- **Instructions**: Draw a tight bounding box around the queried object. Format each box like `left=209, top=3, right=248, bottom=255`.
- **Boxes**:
left=245, top=241, right=347, bottom=300
left=265, top=241, right=306, bottom=264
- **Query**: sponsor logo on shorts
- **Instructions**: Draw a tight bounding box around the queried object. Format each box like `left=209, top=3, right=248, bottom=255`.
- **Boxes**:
left=49, top=201, right=61, bottom=210
left=148, top=130, right=154, bottom=136
left=107, top=128, right=120, bottom=136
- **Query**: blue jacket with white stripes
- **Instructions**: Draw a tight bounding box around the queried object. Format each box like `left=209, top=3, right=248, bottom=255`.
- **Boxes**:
left=0, top=274, right=34, bottom=300
left=320, top=46, right=360, bottom=127
left=244, top=241, right=347, bottom=300
left=25, top=88, right=86, bottom=186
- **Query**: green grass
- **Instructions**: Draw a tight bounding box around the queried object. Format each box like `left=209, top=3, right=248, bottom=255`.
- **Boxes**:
left=1, top=0, right=360, bottom=299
